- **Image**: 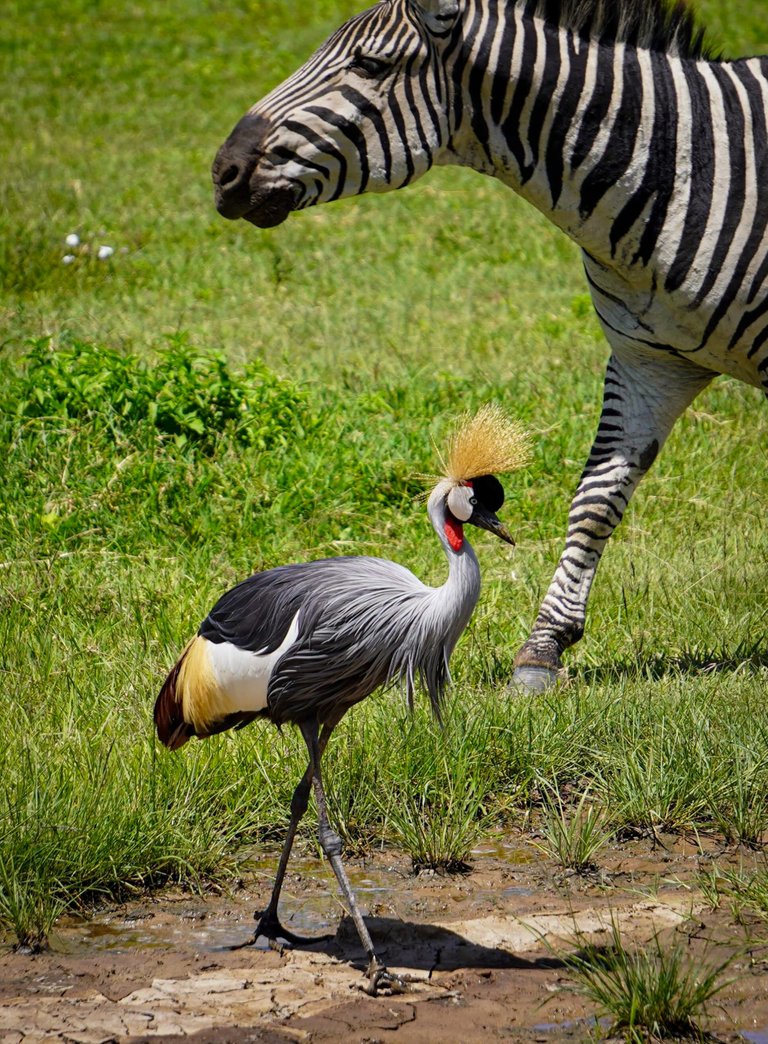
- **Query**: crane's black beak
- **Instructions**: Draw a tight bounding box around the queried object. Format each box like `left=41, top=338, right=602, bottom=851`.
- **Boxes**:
left=470, top=505, right=515, bottom=546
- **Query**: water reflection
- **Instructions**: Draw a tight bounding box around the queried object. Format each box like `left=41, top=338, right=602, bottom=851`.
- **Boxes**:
left=51, top=843, right=533, bottom=955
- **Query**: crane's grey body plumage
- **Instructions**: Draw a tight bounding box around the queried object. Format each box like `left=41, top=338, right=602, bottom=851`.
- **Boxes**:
left=202, top=537, right=479, bottom=725
left=193, top=484, right=480, bottom=727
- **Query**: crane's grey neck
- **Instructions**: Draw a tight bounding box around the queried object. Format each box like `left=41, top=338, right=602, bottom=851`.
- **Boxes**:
left=425, top=481, right=482, bottom=651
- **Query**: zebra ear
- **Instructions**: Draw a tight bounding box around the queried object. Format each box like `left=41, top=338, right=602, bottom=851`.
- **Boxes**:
left=409, top=0, right=461, bottom=34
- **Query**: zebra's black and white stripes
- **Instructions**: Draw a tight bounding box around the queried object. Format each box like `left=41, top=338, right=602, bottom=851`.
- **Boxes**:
left=212, top=0, right=768, bottom=687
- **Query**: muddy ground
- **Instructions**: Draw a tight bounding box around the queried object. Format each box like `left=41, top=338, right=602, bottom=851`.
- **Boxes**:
left=2, top=832, right=768, bottom=1043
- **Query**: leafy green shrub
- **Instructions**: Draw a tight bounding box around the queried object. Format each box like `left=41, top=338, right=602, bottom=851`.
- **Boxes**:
left=0, top=335, right=315, bottom=552
left=7, top=335, right=307, bottom=451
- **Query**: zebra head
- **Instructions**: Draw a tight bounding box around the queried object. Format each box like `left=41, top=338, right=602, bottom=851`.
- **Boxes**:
left=212, top=0, right=460, bottom=227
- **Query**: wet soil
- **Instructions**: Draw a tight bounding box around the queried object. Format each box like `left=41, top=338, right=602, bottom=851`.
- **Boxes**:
left=2, top=831, right=768, bottom=1043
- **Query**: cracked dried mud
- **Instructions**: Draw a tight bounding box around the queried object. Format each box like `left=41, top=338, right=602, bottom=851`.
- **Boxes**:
left=2, top=833, right=768, bottom=1043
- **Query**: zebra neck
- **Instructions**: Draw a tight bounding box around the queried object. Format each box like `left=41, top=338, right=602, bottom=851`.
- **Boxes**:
left=444, top=11, right=701, bottom=276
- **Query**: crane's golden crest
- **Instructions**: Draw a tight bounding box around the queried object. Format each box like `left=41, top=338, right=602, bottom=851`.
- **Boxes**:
left=416, top=403, right=531, bottom=494
left=445, top=403, right=531, bottom=482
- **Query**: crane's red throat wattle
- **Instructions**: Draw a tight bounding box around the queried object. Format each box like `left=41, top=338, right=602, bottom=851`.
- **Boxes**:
left=444, top=516, right=464, bottom=551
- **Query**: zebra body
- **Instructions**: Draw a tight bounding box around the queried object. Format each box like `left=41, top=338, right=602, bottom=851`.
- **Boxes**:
left=450, top=22, right=768, bottom=389
left=212, top=0, right=767, bottom=685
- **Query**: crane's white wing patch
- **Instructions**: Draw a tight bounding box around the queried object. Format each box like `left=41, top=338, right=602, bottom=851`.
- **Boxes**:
left=207, top=611, right=301, bottom=714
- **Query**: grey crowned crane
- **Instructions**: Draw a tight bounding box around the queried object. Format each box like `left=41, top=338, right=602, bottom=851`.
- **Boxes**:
left=154, top=404, right=530, bottom=994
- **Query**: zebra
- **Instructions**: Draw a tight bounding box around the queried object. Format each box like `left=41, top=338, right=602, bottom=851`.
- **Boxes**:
left=211, top=0, right=768, bottom=692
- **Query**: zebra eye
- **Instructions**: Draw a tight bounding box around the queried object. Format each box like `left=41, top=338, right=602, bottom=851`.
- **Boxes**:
left=351, top=53, right=390, bottom=78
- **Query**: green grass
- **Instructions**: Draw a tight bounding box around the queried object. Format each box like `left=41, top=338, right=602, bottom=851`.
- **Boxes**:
left=563, top=920, right=734, bottom=1042
left=2, top=0, right=768, bottom=950
left=532, top=785, right=612, bottom=875
left=697, top=858, right=768, bottom=923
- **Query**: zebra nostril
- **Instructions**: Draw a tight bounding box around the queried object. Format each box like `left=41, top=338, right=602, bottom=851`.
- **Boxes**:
left=219, top=164, right=241, bottom=189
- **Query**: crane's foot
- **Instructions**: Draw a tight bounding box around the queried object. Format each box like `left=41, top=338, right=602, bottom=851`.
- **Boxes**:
left=255, top=908, right=335, bottom=948
left=510, top=664, right=560, bottom=693
left=229, top=909, right=334, bottom=951
left=362, top=958, right=408, bottom=997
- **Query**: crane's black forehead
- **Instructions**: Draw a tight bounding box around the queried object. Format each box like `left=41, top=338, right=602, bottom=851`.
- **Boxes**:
left=471, top=474, right=504, bottom=511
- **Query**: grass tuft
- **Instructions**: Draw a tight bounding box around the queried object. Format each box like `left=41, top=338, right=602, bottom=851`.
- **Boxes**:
left=533, top=785, right=612, bottom=874
left=383, top=772, right=489, bottom=872
left=375, top=701, right=496, bottom=871
left=0, top=859, right=67, bottom=954
left=695, top=858, right=768, bottom=924
left=563, top=919, right=734, bottom=1042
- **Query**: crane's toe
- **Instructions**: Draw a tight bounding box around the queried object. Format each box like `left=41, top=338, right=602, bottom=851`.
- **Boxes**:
left=363, top=958, right=408, bottom=996
left=252, top=908, right=335, bottom=948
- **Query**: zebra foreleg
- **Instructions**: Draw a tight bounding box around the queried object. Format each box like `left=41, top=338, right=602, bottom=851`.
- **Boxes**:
left=513, top=350, right=712, bottom=691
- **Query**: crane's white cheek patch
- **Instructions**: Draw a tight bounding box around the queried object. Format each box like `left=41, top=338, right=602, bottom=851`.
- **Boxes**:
left=208, top=612, right=301, bottom=714
left=447, top=485, right=473, bottom=522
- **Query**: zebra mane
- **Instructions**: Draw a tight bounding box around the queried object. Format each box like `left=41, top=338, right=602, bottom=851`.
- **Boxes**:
left=529, top=0, right=717, bottom=60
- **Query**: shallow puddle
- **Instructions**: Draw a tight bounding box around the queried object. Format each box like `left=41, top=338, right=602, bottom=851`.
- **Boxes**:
left=532, top=1016, right=606, bottom=1034
left=50, top=844, right=533, bottom=956
left=52, top=913, right=257, bottom=955
left=470, top=836, right=536, bottom=863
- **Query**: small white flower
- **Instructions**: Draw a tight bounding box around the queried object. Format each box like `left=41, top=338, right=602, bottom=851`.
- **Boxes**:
left=97, top=245, right=114, bottom=260
left=65, top=233, right=80, bottom=248
left=62, top=254, right=76, bottom=264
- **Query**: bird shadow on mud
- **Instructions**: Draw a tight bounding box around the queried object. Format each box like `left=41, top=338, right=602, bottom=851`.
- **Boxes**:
left=295, top=915, right=568, bottom=974
left=575, top=644, right=768, bottom=687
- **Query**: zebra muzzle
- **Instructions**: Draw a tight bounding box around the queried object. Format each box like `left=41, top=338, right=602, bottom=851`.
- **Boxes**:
left=240, top=184, right=299, bottom=228
left=213, top=112, right=298, bottom=224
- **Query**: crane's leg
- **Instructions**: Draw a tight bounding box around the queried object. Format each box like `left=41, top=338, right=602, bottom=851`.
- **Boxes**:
left=513, top=350, right=713, bottom=691
left=301, top=718, right=405, bottom=997
left=237, top=719, right=339, bottom=949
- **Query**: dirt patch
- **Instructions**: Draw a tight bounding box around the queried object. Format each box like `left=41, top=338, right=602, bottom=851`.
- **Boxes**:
left=2, top=833, right=767, bottom=1042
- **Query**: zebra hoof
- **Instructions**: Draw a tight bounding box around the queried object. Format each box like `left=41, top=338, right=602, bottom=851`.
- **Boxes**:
left=510, top=665, right=559, bottom=693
